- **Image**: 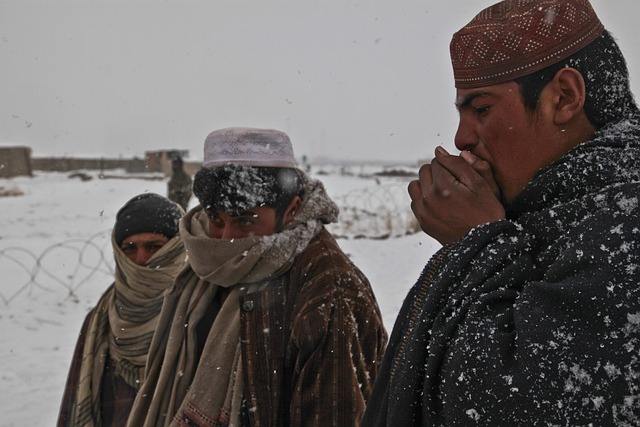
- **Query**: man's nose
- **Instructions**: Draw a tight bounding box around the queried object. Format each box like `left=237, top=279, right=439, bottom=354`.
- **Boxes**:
left=221, top=225, right=238, bottom=240
left=454, top=119, right=478, bottom=152
left=221, top=227, right=232, bottom=239
left=133, top=249, right=152, bottom=266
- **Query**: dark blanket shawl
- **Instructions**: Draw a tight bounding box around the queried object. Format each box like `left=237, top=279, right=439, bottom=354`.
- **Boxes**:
left=363, top=115, right=640, bottom=426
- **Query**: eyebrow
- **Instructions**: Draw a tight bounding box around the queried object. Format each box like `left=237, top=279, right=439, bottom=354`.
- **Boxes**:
left=455, top=91, right=489, bottom=111
left=120, top=238, right=168, bottom=245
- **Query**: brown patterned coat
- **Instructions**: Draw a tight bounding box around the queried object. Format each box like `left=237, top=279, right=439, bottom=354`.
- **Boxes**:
left=237, top=228, right=387, bottom=426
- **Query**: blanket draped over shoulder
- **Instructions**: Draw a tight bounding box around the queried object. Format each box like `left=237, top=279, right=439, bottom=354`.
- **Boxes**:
left=60, top=232, right=186, bottom=427
left=127, top=177, right=341, bottom=427
left=363, top=115, right=640, bottom=426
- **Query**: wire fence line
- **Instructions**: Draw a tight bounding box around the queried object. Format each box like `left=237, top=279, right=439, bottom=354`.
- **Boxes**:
left=328, top=181, right=420, bottom=240
left=0, top=230, right=114, bottom=306
left=0, top=183, right=418, bottom=306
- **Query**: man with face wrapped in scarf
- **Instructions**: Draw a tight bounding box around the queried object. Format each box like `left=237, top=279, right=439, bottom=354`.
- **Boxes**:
left=126, top=127, right=387, bottom=427
left=58, top=193, right=186, bottom=427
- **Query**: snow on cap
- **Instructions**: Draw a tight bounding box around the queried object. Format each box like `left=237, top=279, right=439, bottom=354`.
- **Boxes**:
left=114, top=193, right=182, bottom=245
left=202, top=127, right=297, bottom=169
left=450, top=0, right=604, bottom=89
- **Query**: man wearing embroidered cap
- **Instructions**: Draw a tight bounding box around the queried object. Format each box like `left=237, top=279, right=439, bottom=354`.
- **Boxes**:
left=364, top=0, right=640, bottom=425
left=127, top=127, right=386, bottom=427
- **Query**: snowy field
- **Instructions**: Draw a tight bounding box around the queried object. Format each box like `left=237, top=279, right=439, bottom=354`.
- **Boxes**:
left=0, top=167, right=438, bottom=426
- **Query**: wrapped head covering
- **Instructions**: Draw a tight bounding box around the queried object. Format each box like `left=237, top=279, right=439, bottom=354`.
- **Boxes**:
left=114, top=193, right=183, bottom=245
left=450, top=0, right=604, bottom=89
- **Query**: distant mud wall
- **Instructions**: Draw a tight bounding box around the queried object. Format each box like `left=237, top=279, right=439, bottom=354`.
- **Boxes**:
left=31, top=157, right=149, bottom=173
left=146, top=149, right=199, bottom=176
left=0, top=147, right=32, bottom=178
left=1, top=147, right=200, bottom=177
left=30, top=157, right=201, bottom=176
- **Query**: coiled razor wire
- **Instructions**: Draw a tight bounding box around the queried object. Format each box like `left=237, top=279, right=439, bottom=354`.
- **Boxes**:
left=0, top=230, right=114, bottom=305
left=0, top=182, right=420, bottom=305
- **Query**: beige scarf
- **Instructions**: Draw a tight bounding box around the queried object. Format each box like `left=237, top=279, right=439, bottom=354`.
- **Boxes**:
left=71, top=232, right=186, bottom=427
left=128, top=177, right=338, bottom=427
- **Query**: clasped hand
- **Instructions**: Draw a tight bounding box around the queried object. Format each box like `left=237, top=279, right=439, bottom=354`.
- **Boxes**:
left=408, top=147, right=506, bottom=245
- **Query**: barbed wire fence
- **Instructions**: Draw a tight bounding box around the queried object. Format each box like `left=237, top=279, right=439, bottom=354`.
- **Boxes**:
left=0, top=182, right=420, bottom=306
left=327, top=181, right=421, bottom=240
left=0, top=230, right=114, bottom=306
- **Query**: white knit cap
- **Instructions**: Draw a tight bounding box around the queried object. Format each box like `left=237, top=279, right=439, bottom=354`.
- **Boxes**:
left=202, top=127, right=297, bottom=169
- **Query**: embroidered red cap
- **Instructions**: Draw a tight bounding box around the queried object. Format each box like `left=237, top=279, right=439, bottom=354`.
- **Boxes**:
left=450, top=0, right=604, bottom=89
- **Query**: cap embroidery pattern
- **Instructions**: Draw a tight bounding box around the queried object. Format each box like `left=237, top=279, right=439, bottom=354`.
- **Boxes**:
left=202, top=127, right=297, bottom=169
left=450, top=0, right=604, bottom=88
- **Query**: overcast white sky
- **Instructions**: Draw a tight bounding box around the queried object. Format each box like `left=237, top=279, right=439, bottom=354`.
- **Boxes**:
left=1, top=0, right=639, bottom=163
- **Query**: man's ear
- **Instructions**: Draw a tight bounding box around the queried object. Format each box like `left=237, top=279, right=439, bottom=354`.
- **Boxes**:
left=551, top=67, right=587, bottom=126
left=282, top=196, right=302, bottom=226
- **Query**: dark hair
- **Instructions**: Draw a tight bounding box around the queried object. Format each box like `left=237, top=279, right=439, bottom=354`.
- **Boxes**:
left=515, top=30, right=639, bottom=129
left=193, top=165, right=304, bottom=219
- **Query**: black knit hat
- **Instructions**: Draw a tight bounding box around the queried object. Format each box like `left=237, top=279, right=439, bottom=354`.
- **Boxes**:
left=114, top=193, right=182, bottom=245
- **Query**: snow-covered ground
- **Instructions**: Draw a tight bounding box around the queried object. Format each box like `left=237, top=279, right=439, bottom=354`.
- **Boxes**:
left=0, top=168, right=438, bottom=426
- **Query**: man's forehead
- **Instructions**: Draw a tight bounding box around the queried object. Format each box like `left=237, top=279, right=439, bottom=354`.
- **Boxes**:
left=121, top=232, right=170, bottom=243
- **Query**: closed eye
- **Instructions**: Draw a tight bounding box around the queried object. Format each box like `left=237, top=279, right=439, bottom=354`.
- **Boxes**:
left=121, top=245, right=136, bottom=254
left=148, top=243, right=165, bottom=253
left=474, top=105, right=490, bottom=116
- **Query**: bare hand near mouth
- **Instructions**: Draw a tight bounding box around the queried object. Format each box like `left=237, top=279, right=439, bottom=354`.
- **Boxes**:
left=408, top=146, right=506, bottom=245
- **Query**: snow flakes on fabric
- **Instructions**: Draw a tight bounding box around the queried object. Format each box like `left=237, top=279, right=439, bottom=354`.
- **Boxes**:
left=377, top=113, right=640, bottom=425
left=616, top=195, right=638, bottom=215
left=465, top=408, right=480, bottom=421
